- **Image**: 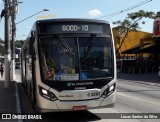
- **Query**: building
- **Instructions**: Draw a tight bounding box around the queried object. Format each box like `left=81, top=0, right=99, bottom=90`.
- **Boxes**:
left=113, top=11, right=160, bottom=73
left=112, top=27, right=152, bottom=59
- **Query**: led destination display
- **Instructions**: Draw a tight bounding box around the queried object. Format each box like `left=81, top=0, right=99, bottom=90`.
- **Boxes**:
left=39, top=23, right=110, bottom=34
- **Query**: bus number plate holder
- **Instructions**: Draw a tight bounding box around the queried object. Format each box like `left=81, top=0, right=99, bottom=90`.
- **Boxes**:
left=73, top=105, right=87, bottom=111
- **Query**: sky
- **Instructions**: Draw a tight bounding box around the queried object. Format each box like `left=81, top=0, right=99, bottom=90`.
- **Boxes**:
left=0, top=0, right=159, bottom=40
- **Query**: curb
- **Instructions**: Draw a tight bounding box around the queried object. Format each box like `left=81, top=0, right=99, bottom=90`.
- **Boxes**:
left=15, top=82, right=23, bottom=122
left=14, top=77, right=23, bottom=122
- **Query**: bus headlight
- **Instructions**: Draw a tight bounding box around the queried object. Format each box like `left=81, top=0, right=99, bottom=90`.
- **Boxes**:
left=39, top=86, right=57, bottom=101
left=101, top=83, right=116, bottom=98
left=109, top=85, right=114, bottom=92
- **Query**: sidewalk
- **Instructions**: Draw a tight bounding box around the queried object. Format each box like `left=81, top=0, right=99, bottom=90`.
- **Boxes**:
left=117, top=72, right=160, bottom=86
left=0, top=74, right=20, bottom=121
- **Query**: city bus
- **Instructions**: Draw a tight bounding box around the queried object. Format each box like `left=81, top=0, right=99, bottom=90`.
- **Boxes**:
left=21, top=19, right=116, bottom=112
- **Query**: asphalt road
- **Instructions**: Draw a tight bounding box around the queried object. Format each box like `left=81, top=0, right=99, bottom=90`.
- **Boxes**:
left=15, top=69, right=160, bottom=122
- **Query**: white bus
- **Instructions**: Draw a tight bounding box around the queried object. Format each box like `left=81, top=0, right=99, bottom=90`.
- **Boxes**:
left=21, top=19, right=116, bottom=112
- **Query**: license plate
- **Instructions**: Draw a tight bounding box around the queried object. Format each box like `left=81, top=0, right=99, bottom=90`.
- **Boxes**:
left=73, top=106, right=87, bottom=111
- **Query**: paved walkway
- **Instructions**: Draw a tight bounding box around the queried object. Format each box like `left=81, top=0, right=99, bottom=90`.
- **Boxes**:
left=0, top=74, right=20, bottom=121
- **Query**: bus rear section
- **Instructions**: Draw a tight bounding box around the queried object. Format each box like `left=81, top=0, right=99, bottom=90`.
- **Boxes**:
left=21, top=19, right=116, bottom=112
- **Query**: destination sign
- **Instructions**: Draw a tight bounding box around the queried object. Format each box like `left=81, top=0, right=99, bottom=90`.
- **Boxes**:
left=39, top=23, right=110, bottom=34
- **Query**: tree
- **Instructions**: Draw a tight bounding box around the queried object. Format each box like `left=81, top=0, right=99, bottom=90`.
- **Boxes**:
left=15, top=40, right=24, bottom=48
left=0, top=38, right=24, bottom=56
left=0, top=38, right=4, bottom=56
left=113, top=10, right=156, bottom=54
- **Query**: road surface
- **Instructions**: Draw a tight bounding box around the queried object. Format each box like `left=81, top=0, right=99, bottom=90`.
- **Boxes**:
left=15, top=69, right=160, bottom=122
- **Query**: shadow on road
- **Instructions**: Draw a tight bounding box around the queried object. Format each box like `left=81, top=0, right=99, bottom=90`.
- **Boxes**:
left=38, top=111, right=101, bottom=122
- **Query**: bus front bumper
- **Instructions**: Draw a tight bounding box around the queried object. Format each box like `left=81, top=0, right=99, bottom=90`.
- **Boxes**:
left=36, top=90, right=116, bottom=113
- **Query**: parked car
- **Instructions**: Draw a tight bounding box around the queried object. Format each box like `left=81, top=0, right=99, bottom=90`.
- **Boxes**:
left=15, top=62, right=20, bottom=69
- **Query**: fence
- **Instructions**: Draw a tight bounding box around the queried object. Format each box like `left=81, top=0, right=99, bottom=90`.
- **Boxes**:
left=119, top=59, right=159, bottom=74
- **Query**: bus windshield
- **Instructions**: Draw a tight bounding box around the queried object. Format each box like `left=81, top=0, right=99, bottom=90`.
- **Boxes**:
left=39, top=35, right=113, bottom=81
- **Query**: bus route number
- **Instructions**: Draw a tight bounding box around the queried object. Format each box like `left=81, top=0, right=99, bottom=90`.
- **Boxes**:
left=62, top=25, right=88, bottom=32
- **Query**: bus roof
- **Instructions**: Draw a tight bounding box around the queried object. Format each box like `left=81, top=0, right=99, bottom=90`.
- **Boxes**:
left=36, top=18, right=109, bottom=24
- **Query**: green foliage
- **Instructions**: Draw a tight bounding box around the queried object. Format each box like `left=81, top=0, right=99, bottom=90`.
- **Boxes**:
left=15, top=40, right=24, bottom=48
left=0, top=39, right=24, bottom=56
left=0, top=38, right=4, bottom=56
left=127, top=10, right=156, bottom=20
left=113, top=10, right=156, bottom=31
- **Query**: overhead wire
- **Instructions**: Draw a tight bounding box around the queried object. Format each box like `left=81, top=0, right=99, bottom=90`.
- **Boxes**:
left=95, top=0, right=153, bottom=19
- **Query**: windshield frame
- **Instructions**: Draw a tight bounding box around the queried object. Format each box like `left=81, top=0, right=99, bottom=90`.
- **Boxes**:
left=38, top=33, right=114, bottom=82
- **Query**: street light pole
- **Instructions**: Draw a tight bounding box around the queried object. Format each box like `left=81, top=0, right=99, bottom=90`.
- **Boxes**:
left=4, top=0, right=11, bottom=88
left=10, top=0, right=16, bottom=80
left=16, top=9, right=49, bottom=25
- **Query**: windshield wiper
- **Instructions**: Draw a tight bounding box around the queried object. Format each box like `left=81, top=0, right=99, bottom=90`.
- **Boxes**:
left=56, top=34, right=74, bottom=56
left=84, top=34, right=96, bottom=58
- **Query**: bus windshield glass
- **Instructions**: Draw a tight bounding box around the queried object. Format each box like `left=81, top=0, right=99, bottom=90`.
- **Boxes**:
left=39, top=35, right=113, bottom=81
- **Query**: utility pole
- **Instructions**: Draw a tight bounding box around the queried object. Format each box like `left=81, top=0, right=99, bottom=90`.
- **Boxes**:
left=11, top=0, right=16, bottom=80
left=4, top=0, right=11, bottom=88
